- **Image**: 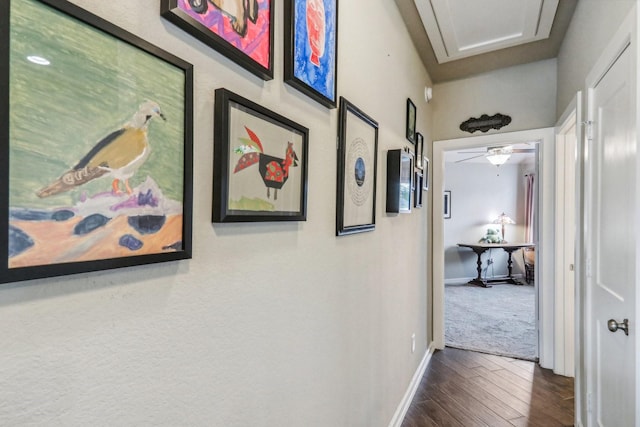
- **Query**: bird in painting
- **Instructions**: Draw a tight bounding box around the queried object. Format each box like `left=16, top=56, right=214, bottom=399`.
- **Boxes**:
left=36, top=101, right=166, bottom=198
left=234, top=126, right=299, bottom=201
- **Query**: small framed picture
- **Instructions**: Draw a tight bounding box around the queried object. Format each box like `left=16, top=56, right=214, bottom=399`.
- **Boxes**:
left=406, top=98, right=416, bottom=144
left=444, top=190, right=452, bottom=219
left=414, top=171, right=423, bottom=208
left=423, top=157, right=430, bottom=190
left=415, top=132, right=424, bottom=168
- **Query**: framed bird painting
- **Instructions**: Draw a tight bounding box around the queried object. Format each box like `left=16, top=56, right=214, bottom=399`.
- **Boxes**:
left=213, top=88, right=309, bottom=222
left=161, top=0, right=274, bottom=80
left=0, top=0, right=194, bottom=284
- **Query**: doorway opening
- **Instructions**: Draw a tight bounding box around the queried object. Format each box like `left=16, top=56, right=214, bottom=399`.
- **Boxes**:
left=442, top=142, right=538, bottom=360
left=432, top=127, right=558, bottom=370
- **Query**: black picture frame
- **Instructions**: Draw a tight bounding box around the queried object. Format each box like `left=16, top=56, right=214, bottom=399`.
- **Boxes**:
left=213, top=88, right=309, bottom=222
left=336, top=97, right=379, bottom=235
left=444, top=190, right=452, bottom=219
left=406, top=98, right=417, bottom=144
left=161, top=0, right=274, bottom=80
left=1, top=0, right=194, bottom=284
left=284, top=0, right=338, bottom=108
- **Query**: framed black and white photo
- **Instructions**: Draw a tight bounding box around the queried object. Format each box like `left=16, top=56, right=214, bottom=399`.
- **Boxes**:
left=423, top=157, right=430, bottom=190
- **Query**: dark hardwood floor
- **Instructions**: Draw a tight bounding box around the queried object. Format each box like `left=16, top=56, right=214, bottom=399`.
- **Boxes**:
left=401, top=347, right=574, bottom=427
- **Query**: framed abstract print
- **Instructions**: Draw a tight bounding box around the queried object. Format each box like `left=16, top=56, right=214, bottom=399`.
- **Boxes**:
left=406, top=98, right=416, bottom=144
left=1, top=0, right=194, bottom=283
left=213, top=88, right=309, bottom=222
left=444, top=190, right=452, bottom=219
left=284, top=0, right=338, bottom=108
left=336, top=97, right=378, bottom=235
left=161, top=0, right=274, bottom=80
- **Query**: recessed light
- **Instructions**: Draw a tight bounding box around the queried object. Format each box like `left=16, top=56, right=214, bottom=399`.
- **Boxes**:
left=27, top=55, right=50, bottom=66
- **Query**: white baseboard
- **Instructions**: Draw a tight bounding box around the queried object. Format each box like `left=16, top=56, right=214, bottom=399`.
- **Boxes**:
left=388, top=342, right=436, bottom=427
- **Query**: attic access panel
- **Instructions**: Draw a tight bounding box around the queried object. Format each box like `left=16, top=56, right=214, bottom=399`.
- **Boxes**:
left=414, top=0, right=559, bottom=63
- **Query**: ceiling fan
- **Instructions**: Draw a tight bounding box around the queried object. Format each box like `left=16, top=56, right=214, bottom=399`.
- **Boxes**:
left=455, top=145, right=535, bottom=165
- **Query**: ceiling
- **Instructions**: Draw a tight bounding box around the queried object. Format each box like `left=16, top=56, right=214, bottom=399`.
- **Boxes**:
left=395, top=0, right=577, bottom=83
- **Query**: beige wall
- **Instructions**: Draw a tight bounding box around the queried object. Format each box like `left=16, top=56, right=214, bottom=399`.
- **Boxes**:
left=432, top=59, right=558, bottom=141
left=556, top=0, right=635, bottom=117
left=0, top=1, right=432, bottom=426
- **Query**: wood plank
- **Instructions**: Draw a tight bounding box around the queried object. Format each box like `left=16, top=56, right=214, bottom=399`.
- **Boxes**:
left=474, top=367, right=574, bottom=425
left=424, top=384, right=490, bottom=427
left=440, top=377, right=525, bottom=421
left=433, top=381, right=515, bottom=427
left=416, top=400, right=465, bottom=427
left=444, top=347, right=503, bottom=371
left=403, top=348, right=574, bottom=427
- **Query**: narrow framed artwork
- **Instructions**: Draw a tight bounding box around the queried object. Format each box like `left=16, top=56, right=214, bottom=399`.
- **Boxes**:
left=1, top=0, right=194, bottom=284
left=406, top=98, right=417, bottom=144
left=213, top=88, right=309, bottom=222
left=415, top=132, right=424, bottom=168
left=284, top=0, right=338, bottom=108
left=336, top=97, right=378, bottom=235
left=423, top=157, right=430, bottom=190
left=444, top=190, right=452, bottom=219
left=414, top=171, right=423, bottom=208
left=161, top=0, right=274, bottom=80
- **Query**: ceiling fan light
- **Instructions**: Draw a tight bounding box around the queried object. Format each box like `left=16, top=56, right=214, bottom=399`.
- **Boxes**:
left=487, top=153, right=511, bottom=165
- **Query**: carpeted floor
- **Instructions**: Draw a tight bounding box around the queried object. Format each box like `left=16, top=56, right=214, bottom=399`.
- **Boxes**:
left=445, top=283, right=537, bottom=361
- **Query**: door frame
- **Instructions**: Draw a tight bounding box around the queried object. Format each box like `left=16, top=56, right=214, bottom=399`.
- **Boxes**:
left=554, top=93, right=581, bottom=378
left=582, top=5, right=638, bottom=425
left=432, top=127, right=556, bottom=369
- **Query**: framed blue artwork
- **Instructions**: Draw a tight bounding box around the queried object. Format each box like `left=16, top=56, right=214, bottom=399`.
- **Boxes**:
left=284, top=0, right=338, bottom=109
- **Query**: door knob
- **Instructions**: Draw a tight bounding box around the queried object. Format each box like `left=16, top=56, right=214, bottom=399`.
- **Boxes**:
left=607, top=318, right=629, bottom=336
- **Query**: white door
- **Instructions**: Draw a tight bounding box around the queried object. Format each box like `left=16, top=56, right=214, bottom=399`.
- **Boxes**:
left=586, top=35, right=636, bottom=425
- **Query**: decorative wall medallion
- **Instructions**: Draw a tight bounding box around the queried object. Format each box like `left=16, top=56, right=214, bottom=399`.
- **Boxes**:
left=460, top=113, right=511, bottom=133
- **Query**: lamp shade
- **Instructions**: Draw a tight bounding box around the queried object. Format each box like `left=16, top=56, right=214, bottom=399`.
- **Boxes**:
left=492, top=212, right=516, bottom=225
left=492, top=212, right=515, bottom=242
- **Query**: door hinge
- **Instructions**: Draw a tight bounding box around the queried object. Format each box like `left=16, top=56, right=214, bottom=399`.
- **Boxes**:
left=587, top=392, right=593, bottom=413
left=583, top=120, right=594, bottom=141
left=586, top=258, right=592, bottom=278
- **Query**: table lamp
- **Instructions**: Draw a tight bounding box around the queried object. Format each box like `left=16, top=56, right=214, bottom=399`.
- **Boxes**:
left=492, top=212, right=515, bottom=243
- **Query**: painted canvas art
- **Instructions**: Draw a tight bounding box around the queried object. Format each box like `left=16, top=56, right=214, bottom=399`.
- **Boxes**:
left=1, top=0, right=193, bottom=282
left=284, top=0, right=338, bottom=108
left=213, top=89, right=309, bottom=222
left=162, top=0, right=273, bottom=79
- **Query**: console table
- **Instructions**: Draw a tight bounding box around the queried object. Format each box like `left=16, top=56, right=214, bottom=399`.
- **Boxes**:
left=457, top=243, right=535, bottom=288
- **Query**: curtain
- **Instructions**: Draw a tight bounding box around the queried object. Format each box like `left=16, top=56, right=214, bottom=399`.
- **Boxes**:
left=524, top=174, right=535, bottom=243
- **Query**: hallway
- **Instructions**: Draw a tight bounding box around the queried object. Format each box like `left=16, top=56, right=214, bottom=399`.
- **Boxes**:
left=401, top=347, right=574, bottom=427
